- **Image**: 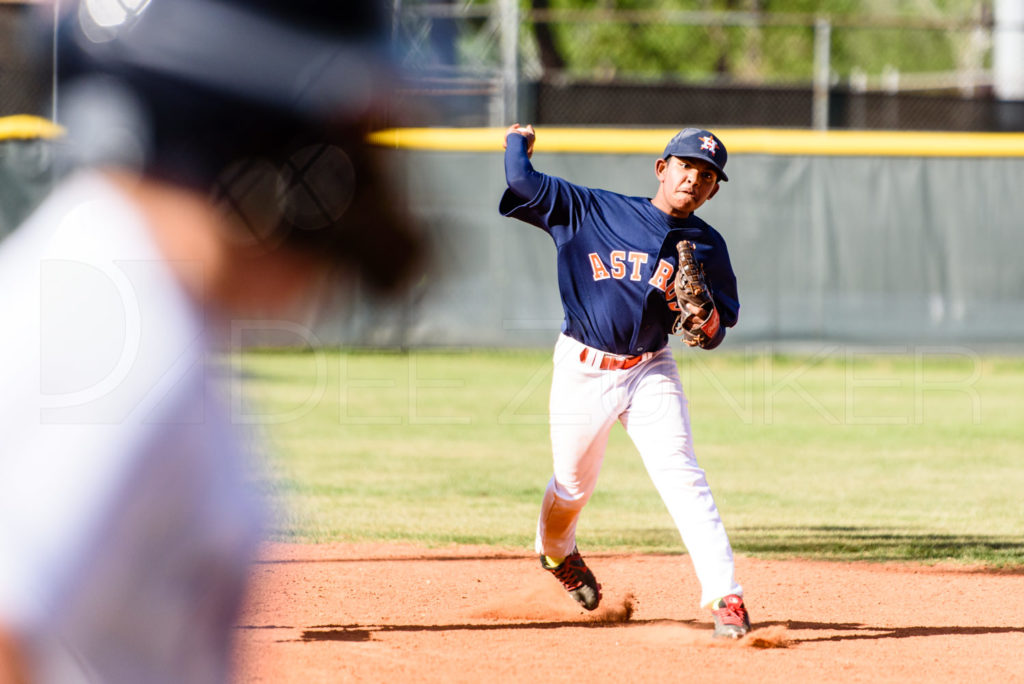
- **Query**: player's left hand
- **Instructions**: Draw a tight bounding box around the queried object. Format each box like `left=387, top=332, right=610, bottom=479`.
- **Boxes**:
left=672, top=240, right=721, bottom=348
left=503, top=123, right=535, bottom=158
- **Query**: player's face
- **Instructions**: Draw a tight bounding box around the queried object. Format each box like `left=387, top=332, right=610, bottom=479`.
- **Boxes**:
left=654, top=156, right=720, bottom=217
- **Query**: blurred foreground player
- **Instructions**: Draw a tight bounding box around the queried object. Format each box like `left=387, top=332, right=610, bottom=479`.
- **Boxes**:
left=0, top=1, right=422, bottom=682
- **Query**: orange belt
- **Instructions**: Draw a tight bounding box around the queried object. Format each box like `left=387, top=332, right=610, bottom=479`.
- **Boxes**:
left=579, top=348, right=645, bottom=371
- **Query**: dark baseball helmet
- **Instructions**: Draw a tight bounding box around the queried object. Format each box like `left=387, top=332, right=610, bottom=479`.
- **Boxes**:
left=58, top=1, right=396, bottom=124
left=48, top=0, right=423, bottom=293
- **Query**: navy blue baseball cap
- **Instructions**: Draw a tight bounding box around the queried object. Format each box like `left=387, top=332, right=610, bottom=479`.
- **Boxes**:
left=662, top=128, right=729, bottom=182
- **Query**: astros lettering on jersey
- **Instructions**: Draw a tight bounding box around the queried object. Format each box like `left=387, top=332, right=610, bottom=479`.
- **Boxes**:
left=500, top=175, right=739, bottom=356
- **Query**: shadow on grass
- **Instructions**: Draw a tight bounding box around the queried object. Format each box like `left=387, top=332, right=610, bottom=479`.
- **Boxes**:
left=252, top=527, right=1024, bottom=568
left=253, top=552, right=532, bottom=565
left=600, top=526, right=1024, bottom=566
left=729, top=525, right=1024, bottom=565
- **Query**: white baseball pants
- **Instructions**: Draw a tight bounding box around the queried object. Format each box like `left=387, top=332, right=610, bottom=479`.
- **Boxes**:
left=536, top=333, right=742, bottom=607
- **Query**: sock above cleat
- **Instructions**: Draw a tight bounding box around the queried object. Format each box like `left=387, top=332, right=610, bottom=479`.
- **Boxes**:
left=543, top=555, right=564, bottom=569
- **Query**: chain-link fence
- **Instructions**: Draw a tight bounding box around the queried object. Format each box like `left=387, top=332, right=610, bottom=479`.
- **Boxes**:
left=0, top=3, right=52, bottom=119
left=3, top=1, right=1022, bottom=129
left=394, top=0, right=1024, bottom=130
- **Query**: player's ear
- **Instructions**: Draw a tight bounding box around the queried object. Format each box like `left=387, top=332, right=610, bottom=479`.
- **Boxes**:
left=655, top=157, right=667, bottom=179
left=707, top=182, right=721, bottom=201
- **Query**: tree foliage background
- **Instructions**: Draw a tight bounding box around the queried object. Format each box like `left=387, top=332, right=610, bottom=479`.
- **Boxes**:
left=458, top=0, right=990, bottom=87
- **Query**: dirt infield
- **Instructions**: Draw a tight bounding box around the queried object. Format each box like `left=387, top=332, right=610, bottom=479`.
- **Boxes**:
left=234, top=543, right=1024, bottom=683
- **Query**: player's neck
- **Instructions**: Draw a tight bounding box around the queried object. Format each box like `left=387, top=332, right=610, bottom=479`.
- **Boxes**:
left=649, top=196, right=693, bottom=220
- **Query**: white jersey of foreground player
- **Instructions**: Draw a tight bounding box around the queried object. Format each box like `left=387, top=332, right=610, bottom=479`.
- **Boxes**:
left=0, top=172, right=263, bottom=684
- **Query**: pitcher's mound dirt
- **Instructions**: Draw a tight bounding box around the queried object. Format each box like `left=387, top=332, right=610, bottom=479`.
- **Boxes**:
left=234, top=543, right=1024, bottom=683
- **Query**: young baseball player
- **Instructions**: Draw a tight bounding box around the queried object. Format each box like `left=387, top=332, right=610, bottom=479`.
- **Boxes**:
left=499, top=124, right=750, bottom=639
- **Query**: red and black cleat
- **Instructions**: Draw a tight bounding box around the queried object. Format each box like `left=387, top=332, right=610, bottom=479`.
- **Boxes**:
left=540, top=547, right=602, bottom=611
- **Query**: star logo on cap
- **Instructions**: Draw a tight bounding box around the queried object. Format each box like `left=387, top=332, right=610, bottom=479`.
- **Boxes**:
left=699, top=135, right=718, bottom=156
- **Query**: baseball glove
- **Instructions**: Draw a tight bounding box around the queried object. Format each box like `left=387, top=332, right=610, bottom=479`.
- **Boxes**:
left=672, top=240, right=721, bottom=348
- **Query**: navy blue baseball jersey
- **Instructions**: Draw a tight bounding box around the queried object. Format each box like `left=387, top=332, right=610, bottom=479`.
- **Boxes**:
left=500, top=135, right=739, bottom=356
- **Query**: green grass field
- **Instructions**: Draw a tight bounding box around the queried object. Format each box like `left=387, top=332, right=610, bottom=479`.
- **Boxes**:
left=236, top=347, right=1024, bottom=566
